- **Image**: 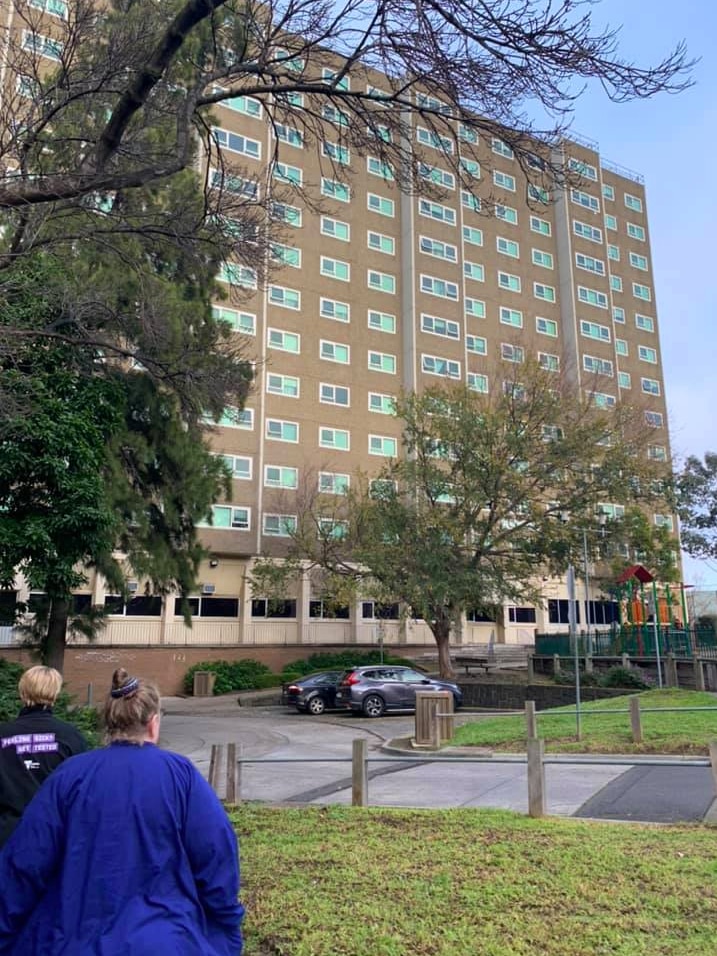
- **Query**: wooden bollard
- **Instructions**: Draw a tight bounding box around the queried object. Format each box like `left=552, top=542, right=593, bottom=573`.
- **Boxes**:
left=208, top=743, right=222, bottom=793
left=527, top=738, right=546, bottom=818
left=709, top=742, right=717, bottom=794
left=553, top=654, right=561, bottom=675
left=225, top=742, right=237, bottom=804
left=525, top=700, right=537, bottom=740
left=694, top=658, right=706, bottom=692
left=352, top=738, right=367, bottom=807
left=629, top=696, right=642, bottom=744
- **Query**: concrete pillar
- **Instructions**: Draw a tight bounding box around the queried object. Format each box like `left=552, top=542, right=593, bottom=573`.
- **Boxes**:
left=666, top=653, right=678, bottom=688
left=694, top=658, right=706, bottom=692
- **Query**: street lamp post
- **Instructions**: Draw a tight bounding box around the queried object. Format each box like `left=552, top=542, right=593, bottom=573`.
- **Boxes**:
left=567, top=564, right=581, bottom=740
left=582, top=527, right=592, bottom=658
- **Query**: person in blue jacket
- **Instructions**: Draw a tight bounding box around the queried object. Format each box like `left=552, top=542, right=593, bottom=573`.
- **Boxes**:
left=0, top=667, right=244, bottom=955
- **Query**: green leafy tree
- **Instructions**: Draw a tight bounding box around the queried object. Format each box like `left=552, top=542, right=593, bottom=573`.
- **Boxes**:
left=252, top=370, right=674, bottom=676
left=676, top=453, right=717, bottom=560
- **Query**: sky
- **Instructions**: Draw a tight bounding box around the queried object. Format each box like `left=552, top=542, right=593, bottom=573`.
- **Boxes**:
left=566, top=0, right=717, bottom=589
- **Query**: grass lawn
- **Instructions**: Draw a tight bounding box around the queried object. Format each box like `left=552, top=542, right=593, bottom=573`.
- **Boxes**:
left=233, top=804, right=717, bottom=956
left=453, top=689, right=717, bottom=754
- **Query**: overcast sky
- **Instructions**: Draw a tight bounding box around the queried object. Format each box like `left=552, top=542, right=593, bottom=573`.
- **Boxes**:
left=568, top=0, right=716, bottom=589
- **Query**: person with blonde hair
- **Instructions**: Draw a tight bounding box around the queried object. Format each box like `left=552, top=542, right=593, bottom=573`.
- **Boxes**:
left=0, top=664, right=86, bottom=848
left=0, top=668, right=244, bottom=955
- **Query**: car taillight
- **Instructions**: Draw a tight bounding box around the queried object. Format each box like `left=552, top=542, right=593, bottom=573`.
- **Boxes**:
left=342, top=672, right=361, bottom=686
left=288, top=684, right=301, bottom=693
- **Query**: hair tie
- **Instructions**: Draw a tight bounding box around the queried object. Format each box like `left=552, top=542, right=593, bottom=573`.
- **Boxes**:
left=111, top=677, right=139, bottom=699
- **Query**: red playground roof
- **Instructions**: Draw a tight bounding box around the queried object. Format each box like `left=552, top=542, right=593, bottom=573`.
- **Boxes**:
left=615, top=564, right=654, bottom=585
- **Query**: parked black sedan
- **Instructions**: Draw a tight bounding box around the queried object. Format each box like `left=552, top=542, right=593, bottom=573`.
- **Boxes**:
left=281, top=670, right=344, bottom=715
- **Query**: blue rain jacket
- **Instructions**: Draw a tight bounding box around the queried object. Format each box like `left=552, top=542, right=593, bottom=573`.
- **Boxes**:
left=0, top=742, right=243, bottom=955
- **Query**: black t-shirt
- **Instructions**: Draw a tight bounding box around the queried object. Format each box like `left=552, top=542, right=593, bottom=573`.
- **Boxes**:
left=0, top=706, right=87, bottom=848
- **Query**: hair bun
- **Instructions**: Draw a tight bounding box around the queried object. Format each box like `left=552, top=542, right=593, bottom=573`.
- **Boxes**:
left=111, top=668, right=130, bottom=690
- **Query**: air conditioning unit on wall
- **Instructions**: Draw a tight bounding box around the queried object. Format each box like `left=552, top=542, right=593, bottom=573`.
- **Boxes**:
left=202, top=583, right=216, bottom=595
left=127, top=581, right=139, bottom=593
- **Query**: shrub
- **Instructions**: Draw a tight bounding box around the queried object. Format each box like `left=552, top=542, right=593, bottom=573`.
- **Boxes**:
left=183, top=659, right=273, bottom=695
left=600, top=666, right=650, bottom=690
left=280, top=650, right=417, bottom=678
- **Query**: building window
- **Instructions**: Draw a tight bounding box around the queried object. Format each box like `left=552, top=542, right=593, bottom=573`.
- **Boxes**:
left=271, top=244, right=301, bottom=269
left=368, top=392, right=396, bottom=415
left=624, top=193, right=643, bottom=213
left=571, top=189, right=599, bottom=213
left=271, top=201, right=302, bottom=227
left=268, top=286, right=301, bottom=310
left=638, top=345, right=658, bottom=364
left=501, top=343, right=524, bottom=364
left=218, top=263, right=257, bottom=289
left=320, top=340, right=350, bottom=364
left=495, top=204, right=518, bottom=224
left=615, top=339, right=628, bottom=357
left=508, top=606, right=537, bottom=624
left=105, top=595, right=163, bottom=616
left=497, top=237, right=519, bottom=258
left=577, top=286, right=608, bottom=309
left=319, top=427, right=350, bottom=450
left=28, top=0, right=68, bottom=17
left=267, top=373, right=300, bottom=398
left=320, top=298, right=350, bottom=323
left=273, top=162, right=302, bottom=186
left=530, top=216, right=551, bottom=236
left=466, top=334, right=487, bottom=355
left=641, top=378, right=661, bottom=396
left=321, top=216, right=350, bottom=241
left=368, top=270, right=396, bottom=294
left=463, top=226, right=483, bottom=246
left=418, top=163, right=455, bottom=190
left=309, top=599, right=350, bottom=618
left=548, top=599, right=580, bottom=625
left=654, top=514, right=674, bottom=531
left=580, top=320, right=610, bottom=342
left=464, top=262, right=485, bottom=282
left=635, top=314, right=654, bottom=333
left=322, top=103, right=349, bottom=126
left=320, top=383, right=350, bottom=406
left=627, top=223, right=646, bottom=241
left=618, top=371, right=631, bottom=389
left=321, top=178, right=350, bottom=202
left=645, top=410, right=664, bottom=427
left=534, top=282, right=555, bottom=302
left=416, top=126, right=454, bottom=153
left=608, top=243, right=620, bottom=260
left=605, top=213, right=617, bottom=231
left=492, top=138, right=514, bottom=158
left=493, top=170, right=516, bottom=192
left=583, top=355, right=614, bottom=376
left=420, top=275, right=459, bottom=300
left=275, top=124, right=303, bottom=147
left=267, top=328, right=300, bottom=353
left=538, top=352, right=559, bottom=372
left=319, top=472, right=350, bottom=494
left=573, top=220, right=602, bottom=243
left=536, top=316, right=557, bottom=337
left=575, top=253, right=605, bottom=276
left=465, top=298, right=486, bottom=318
left=497, top=272, right=521, bottom=293
left=460, top=158, right=480, bottom=179
left=322, top=141, right=350, bottom=165
left=211, top=127, right=261, bottom=159
left=266, top=419, right=299, bottom=443
left=610, top=275, right=623, bottom=292
left=367, top=193, right=395, bottom=217
left=368, top=231, right=395, bottom=255
left=421, top=314, right=460, bottom=340
left=418, top=199, right=456, bottom=225
left=629, top=252, right=649, bottom=271
left=421, top=354, right=461, bottom=378
left=368, top=351, right=397, bottom=374
left=500, top=307, right=523, bottom=328
left=569, top=158, right=598, bottom=181
left=532, top=249, right=553, bottom=269
left=419, top=236, right=458, bottom=262
left=262, top=514, right=298, bottom=536
left=264, top=466, right=298, bottom=489
left=221, top=454, right=252, bottom=481
left=367, top=156, right=394, bottom=180
left=211, top=407, right=254, bottom=429
left=203, top=505, right=251, bottom=531
left=369, top=435, right=398, bottom=456
left=648, top=445, right=667, bottom=462
left=174, top=596, right=239, bottom=618
left=467, top=373, right=489, bottom=393
left=321, top=256, right=350, bottom=281
left=212, top=306, right=256, bottom=335
left=633, top=283, right=652, bottom=302
left=368, top=310, right=396, bottom=334
left=602, top=183, right=615, bottom=200
left=251, top=598, right=297, bottom=618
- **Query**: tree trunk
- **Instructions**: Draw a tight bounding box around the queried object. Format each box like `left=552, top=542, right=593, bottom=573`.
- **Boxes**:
left=43, top=598, right=70, bottom=674
left=432, top=618, right=455, bottom=679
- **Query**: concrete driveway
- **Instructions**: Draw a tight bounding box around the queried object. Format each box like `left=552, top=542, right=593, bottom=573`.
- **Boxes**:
left=158, top=699, right=716, bottom=822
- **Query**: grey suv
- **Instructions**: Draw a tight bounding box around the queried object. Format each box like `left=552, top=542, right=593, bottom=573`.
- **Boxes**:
left=335, top=665, right=462, bottom=717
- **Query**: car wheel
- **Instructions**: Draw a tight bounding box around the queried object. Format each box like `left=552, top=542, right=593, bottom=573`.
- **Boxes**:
left=362, top=694, right=385, bottom=718
left=306, top=695, right=326, bottom=716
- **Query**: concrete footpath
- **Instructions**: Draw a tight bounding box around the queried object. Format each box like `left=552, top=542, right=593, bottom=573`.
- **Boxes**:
left=159, top=694, right=717, bottom=824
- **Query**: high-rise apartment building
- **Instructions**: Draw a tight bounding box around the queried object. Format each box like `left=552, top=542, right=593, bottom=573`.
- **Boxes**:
left=0, top=14, right=673, bottom=655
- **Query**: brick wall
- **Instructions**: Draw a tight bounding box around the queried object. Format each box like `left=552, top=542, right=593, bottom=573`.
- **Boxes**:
left=0, top=644, right=431, bottom=697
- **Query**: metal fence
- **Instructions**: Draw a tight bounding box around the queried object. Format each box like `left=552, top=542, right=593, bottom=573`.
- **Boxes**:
left=536, top=625, right=717, bottom=659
